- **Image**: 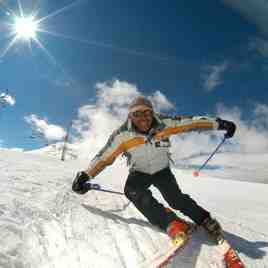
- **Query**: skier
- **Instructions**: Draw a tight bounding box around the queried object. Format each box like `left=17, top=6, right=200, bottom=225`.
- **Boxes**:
left=72, top=96, right=236, bottom=245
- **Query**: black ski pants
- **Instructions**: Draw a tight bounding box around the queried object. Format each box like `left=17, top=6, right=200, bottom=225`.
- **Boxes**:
left=124, top=167, right=210, bottom=230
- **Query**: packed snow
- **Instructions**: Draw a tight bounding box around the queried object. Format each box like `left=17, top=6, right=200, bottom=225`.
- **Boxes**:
left=0, top=148, right=268, bottom=268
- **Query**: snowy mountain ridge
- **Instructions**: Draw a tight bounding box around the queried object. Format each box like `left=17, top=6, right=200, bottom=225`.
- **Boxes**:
left=26, top=142, right=79, bottom=160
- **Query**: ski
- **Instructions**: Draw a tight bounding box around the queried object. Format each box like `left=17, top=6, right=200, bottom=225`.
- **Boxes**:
left=217, top=239, right=246, bottom=268
left=150, top=228, right=246, bottom=268
left=150, top=223, right=198, bottom=268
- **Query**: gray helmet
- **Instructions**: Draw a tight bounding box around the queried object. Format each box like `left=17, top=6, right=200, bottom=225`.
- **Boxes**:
left=128, top=96, right=153, bottom=113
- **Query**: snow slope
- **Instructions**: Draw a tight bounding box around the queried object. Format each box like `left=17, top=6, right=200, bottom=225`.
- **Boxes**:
left=175, top=152, right=268, bottom=184
left=0, top=150, right=268, bottom=268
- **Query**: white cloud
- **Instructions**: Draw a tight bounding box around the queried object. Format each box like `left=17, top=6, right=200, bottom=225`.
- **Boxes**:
left=95, top=80, right=140, bottom=119
left=1, top=147, right=24, bottom=152
left=9, top=148, right=24, bottom=152
left=0, top=92, right=16, bottom=106
left=25, top=115, right=66, bottom=142
left=221, top=0, right=268, bottom=38
left=94, top=80, right=174, bottom=114
left=96, top=80, right=140, bottom=107
left=216, top=103, right=268, bottom=153
left=254, top=103, right=268, bottom=129
left=149, top=91, right=175, bottom=111
left=202, top=61, right=228, bottom=91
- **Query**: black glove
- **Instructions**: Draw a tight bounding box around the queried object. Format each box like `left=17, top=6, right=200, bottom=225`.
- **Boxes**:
left=216, top=118, right=236, bottom=139
left=72, top=171, right=92, bottom=194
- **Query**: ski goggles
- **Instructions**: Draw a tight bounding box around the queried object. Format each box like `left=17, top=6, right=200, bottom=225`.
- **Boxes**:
left=131, top=109, right=153, bottom=118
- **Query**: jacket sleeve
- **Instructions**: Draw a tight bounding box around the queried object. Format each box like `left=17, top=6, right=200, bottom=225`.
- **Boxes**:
left=154, top=114, right=219, bottom=140
left=85, top=130, right=125, bottom=178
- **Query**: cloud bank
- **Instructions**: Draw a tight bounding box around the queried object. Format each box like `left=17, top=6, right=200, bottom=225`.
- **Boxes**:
left=25, top=115, right=66, bottom=143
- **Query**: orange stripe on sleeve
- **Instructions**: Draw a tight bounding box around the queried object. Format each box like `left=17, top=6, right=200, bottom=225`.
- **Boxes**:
left=155, top=122, right=214, bottom=140
left=87, top=143, right=125, bottom=177
left=87, top=137, right=146, bottom=177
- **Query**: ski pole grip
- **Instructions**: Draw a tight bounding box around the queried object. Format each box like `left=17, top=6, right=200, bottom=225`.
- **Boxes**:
left=84, top=182, right=101, bottom=191
left=91, top=183, right=101, bottom=190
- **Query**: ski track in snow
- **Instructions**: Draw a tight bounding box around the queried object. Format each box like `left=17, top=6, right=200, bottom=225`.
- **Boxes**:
left=0, top=150, right=268, bottom=268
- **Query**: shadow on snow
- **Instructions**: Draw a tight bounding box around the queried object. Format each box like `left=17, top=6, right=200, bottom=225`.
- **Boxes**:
left=224, top=231, right=268, bottom=259
left=82, top=204, right=268, bottom=265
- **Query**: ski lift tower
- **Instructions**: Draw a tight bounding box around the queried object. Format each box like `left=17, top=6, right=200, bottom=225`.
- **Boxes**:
left=61, top=121, right=73, bottom=161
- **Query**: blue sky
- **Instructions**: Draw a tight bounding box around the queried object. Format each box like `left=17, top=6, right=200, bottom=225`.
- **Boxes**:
left=0, top=0, right=268, bottom=150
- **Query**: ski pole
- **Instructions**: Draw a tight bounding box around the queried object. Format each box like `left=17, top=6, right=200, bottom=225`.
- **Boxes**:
left=193, top=137, right=226, bottom=177
left=84, top=181, right=125, bottom=195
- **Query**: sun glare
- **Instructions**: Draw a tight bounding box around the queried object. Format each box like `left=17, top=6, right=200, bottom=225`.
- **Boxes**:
left=14, top=16, right=38, bottom=40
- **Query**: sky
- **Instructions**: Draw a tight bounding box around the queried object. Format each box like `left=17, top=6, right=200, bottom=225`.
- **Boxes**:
left=0, top=0, right=268, bottom=152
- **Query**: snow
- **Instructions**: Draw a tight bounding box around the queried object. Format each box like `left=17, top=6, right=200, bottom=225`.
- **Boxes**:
left=175, top=152, right=268, bottom=184
left=0, top=149, right=268, bottom=267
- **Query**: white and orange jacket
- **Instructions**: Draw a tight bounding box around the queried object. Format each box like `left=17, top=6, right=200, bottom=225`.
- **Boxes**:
left=86, top=114, right=219, bottom=177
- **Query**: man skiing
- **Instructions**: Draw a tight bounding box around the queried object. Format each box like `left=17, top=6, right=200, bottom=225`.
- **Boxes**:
left=72, top=96, right=236, bottom=247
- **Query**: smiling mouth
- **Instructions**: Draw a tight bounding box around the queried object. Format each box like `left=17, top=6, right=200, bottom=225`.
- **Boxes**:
left=140, top=121, right=151, bottom=128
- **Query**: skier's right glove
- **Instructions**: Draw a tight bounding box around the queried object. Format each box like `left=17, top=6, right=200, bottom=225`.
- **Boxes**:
left=72, top=171, right=92, bottom=194
left=216, top=118, right=236, bottom=139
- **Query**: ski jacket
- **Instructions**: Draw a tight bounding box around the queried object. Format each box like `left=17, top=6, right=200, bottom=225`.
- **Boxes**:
left=86, top=114, right=219, bottom=177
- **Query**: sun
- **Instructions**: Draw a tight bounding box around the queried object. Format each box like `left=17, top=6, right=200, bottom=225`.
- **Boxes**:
left=0, top=0, right=84, bottom=60
left=13, top=16, right=39, bottom=40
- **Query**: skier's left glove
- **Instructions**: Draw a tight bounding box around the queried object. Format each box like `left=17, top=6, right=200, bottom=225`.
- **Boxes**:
left=216, top=118, right=236, bottom=139
left=72, top=171, right=93, bottom=194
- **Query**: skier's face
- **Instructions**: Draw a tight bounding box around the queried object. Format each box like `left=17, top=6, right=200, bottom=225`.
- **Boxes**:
left=129, top=108, right=154, bottom=133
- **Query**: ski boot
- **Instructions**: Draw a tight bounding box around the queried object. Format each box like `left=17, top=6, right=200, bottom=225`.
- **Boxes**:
left=224, top=247, right=245, bottom=268
left=202, top=216, right=224, bottom=244
left=166, top=219, right=189, bottom=246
